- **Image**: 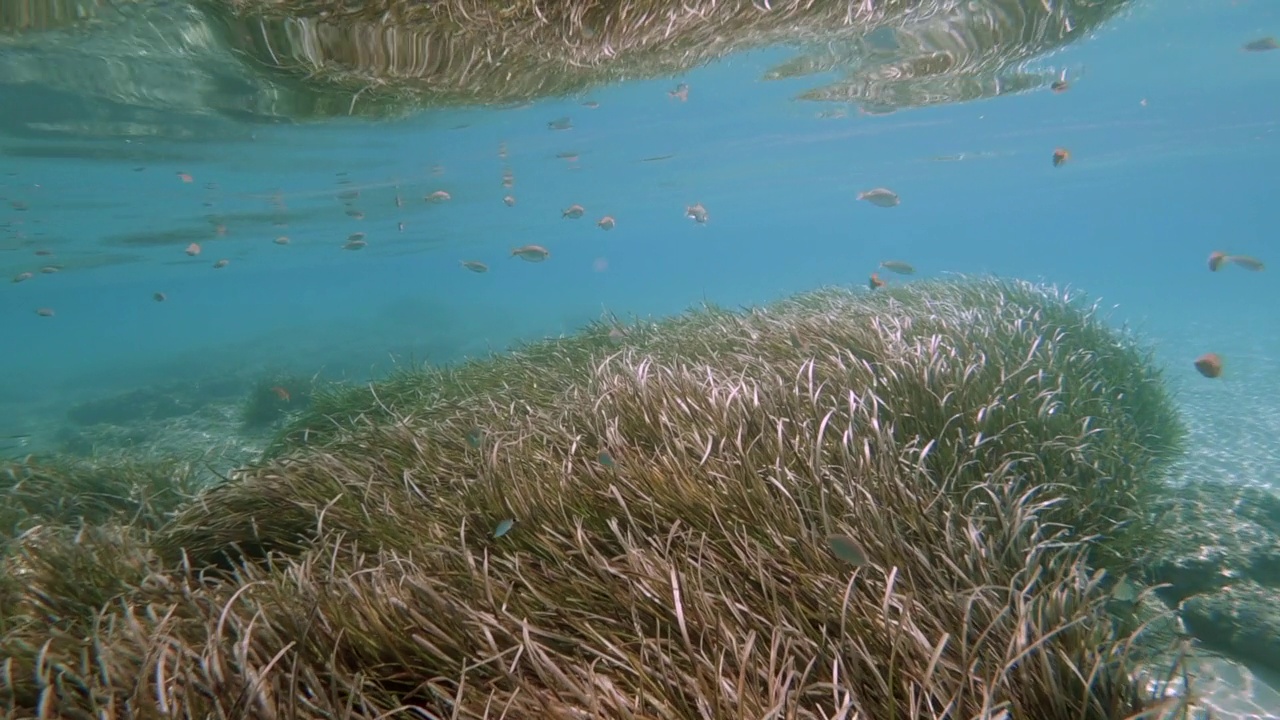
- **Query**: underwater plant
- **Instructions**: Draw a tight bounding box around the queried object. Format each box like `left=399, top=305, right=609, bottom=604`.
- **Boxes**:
left=0, top=276, right=1191, bottom=719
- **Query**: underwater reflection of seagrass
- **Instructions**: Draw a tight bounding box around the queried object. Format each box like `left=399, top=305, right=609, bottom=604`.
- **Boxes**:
left=0, top=277, right=1192, bottom=719
left=204, top=0, right=1128, bottom=111
left=0, top=0, right=1130, bottom=136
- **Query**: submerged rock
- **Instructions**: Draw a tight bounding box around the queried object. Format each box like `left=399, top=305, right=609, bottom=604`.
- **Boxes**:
left=1146, top=480, right=1280, bottom=678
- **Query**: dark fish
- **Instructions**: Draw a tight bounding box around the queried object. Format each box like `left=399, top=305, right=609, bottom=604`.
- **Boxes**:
left=548, top=117, right=572, bottom=131
left=1243, top=37, right=1279, bottom=52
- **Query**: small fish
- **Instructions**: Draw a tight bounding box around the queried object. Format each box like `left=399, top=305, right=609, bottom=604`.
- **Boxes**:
left=1052, top=148, right=1070, bottom=167
left=213, top=259, right=229, bottom=269
left=1194, top=352, right=1223, bottom=379
left=347, top=232, right=366, bottom=242
left=1112, top=578, right=1138, bottom=604
left=1244, top=37, right=1279, bottom=52
left=337, top=190, right=360, bottom=200
left=581, top=100, right=599, bottom=109
left=597, top=451, right=616, bottom=468
left=270, top=386, right=291, bottom=402
left=503, top=195, right=516, bottom=207
left=153, top=292, right=166, bottom=302
left=547, top=117, right=572, bottom=131
left=426, top=190, right=452, bottom=203
left=498, top=142, right=508, bottom=158
left=511, top=245, right=550, bottom=262
left=640, top=154, right=675, bottom=163
left=345, top=209, right=365, bottom=219
left=461, top=260, right=489, bottom=273
left=343, top=239, right=367, bottom=250
left=879, top=260, right=915, bottom=275
left=1207, top=250, right=1228, bottom=271
left=35, top=307, right=54, bottom=317
left=274, top=236, right=290, bottom=245
left=556, top=151, right=580, bottom=161
left=397, top=222, right=405, bottom=232
left=825, top=533, right=868, bottom=566
left=857, top=188, right=900, bottom=207
left=431, top=164, right=446, bottom=176
left=562, top=204, right=585, bottom=219
left=12, top=272, right=32, bottom=283
left=177, top=172, right=193, bottom=183
left=686, top=203, right=709, bottom=224
left=1225, top=254, right=1265, bottom=271
left=34, top=249, right=52, bottom=256
left=668, top=83, right=689, bottom=102
left=465, top=427, right=484, bottom=448
left=868, top=273, right=886, bottom=290
left=597, top=215, right=616, bottom=231
left=185, top=242, right=201, bottom=256
left=1050, top=70, right=1069, bottom=93
left=494, top=518, right=515, bottom=538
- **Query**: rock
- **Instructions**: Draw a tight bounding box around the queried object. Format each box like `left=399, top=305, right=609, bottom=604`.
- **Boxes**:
left=1144, top=480, right=1280, bottom=679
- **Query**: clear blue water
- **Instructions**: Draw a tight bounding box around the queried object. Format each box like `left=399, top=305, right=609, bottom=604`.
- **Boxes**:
left=1, top=0, right=1277, bottom=479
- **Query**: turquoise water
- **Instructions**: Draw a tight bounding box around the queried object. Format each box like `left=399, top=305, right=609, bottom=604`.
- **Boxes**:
left=0, top=0, right=1277, bottom=473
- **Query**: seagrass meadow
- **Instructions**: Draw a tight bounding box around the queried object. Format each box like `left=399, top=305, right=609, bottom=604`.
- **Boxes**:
left=0, top=276, right=1192, bottom=719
